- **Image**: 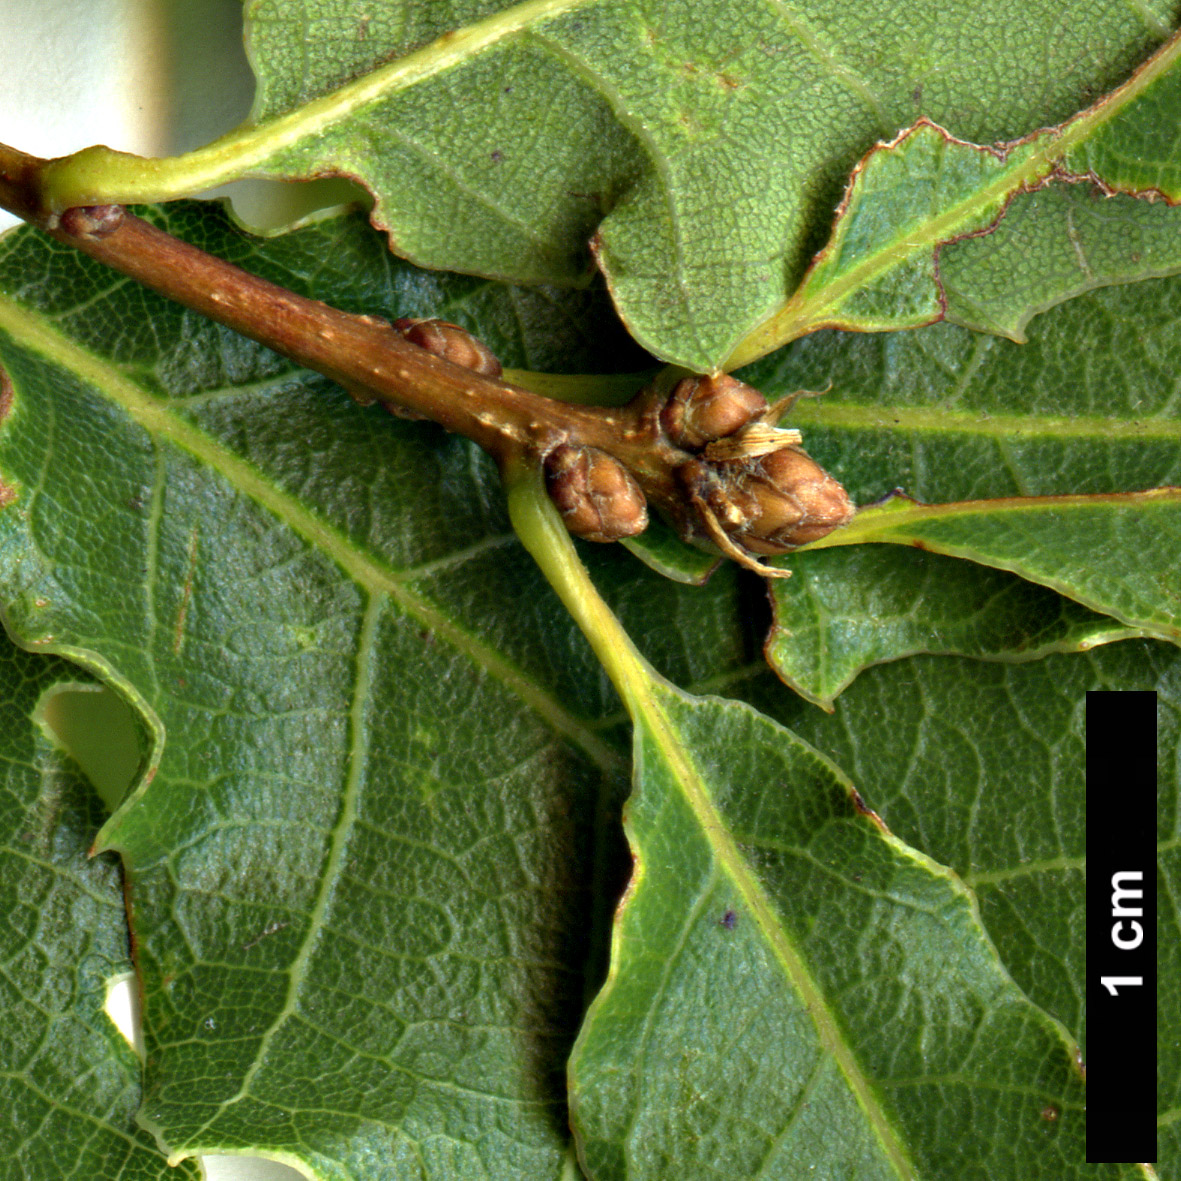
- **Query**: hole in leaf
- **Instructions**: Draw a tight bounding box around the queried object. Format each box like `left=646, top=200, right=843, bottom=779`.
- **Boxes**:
left=35, top=683, right=143, bottom=813
left=201, top=1154, right=314, bottom=1181
left=103, top=972, right=143, bottom=1057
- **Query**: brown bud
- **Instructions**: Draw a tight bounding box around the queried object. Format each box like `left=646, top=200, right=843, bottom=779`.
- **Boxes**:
left=59, top=204, right=124, bottom=239
left=680, top=444, right=855, bottom=565
left=395, top=318, right=502, bottom=378
left=737, top=445, right=856, bottom=551
left=660, top=374, right=768, bottom=449
left=544, top=444, right=648, bottom=543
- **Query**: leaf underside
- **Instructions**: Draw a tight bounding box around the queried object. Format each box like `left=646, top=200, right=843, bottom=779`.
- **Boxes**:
left=0, top=636, right=199, bottom=1180
left=42, top=0, right=1180, bottom=370
left=239, top=0, right=1181, bottom=368
left=570, top=681, right=1099, bottom=1180
left=1, top=4, right=1179, bottom=1175
left=0, top=205, right=644, bottom=1178
left=0, top=200, right=1173, bottom=1178
left=765, top=545, right=1147, bottom=710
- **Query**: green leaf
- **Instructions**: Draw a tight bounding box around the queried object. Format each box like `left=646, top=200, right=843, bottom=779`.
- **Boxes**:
left=748, top=639, right=1179, bottom=1080
left=731, top=266, right=1181, bottom=686
left=621, top=514, right=719, bottom=586
left=764, top=545, right=1146, bottom=709
left=575, top=685, right=1100, bottom=1180
left=1063, top=41, right=1181, bottom=195
left=0, top=203, right=645, bottom=1178
left=0, top=191, right=1169, bottom=1176
left=0, top=635, right=197, bottom=1179
left=941, top=185, right=1181, bottom=342
left=807, top=489, right=1181, bottom=642
left=744, top=277, right=1181, bottom=507
left=505, top=467, right=1115, bottom=1181
left=733, top=119, right=1032, bottom=353
left=39, top=1, right=1180, bottom=370
left=729, top=31, right=1181, bottom=366
left=723, top=640, right=1177, bottom=1174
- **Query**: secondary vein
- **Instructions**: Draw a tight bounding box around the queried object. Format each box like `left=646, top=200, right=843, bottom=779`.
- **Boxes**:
left=0, top=298, right=623, bottom=775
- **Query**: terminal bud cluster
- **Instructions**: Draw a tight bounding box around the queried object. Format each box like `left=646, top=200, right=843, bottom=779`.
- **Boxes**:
left=397, top=323, right=855, bottom=578
left=658, top=375, right=855, bottom=574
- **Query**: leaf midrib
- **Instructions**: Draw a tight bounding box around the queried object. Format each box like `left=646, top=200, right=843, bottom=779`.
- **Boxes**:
left=178, top=592, right=383, bottom=1147
left=826, top=488, right=1181, bottom=547
left=44, top=0, right=601, bottom=205
left=643, top=688, right=918, bottom=1180
left=790, top=397, right=1181, bottom=440
left=729, top=27, right=1181, bottom=364
left=509, top=471, right=917, bottom=1177
left=0, top=298, right=624, bottom=777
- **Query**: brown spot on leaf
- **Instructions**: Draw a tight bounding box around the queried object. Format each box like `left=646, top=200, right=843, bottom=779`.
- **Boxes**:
left=850, top=788, right=890, bottom=833
left=1040, top=1104, right=1059, bottom=1122
left=0, top=365, right=12, bottom=423
left=0, top=480, right=16, bottom=509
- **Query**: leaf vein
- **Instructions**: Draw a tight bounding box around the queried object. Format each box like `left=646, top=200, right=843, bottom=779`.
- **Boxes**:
left=0, top=299, right=624, bottom=774
left=172, top=590, right=384, bottom=1143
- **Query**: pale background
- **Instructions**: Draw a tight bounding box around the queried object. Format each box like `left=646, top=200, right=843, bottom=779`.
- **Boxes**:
left=0, top=1, right=351, bottom=1177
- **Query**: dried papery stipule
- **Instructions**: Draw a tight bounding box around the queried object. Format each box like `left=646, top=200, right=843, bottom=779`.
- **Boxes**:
left=395, top=318, right=502, bottom=378
left=544, top=444, right=648, bottom=543
left=761, top=383, right=832, bottom=426
left=701, top=421, right=803, bottom=462
left=659, top=373, right=768, bottom=449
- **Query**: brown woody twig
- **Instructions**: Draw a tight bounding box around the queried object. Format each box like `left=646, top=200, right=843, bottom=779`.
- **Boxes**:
left=0, top=142, right=854, bottom=576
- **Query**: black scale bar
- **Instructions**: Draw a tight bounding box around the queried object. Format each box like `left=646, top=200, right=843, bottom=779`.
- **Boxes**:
left=1086, top=690, right=1157, bottom=1163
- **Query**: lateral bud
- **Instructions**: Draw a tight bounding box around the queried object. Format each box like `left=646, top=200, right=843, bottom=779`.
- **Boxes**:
left=544, top=444, right=648, bottom=543
left=58, top=204, right=125, bottom=240
left=395, top=317, right=502, bottom=378
left=660, top=373, right=768, bottom=449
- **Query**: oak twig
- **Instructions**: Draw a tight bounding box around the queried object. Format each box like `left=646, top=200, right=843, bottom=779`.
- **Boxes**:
left=0, top=143, right=855, bottom=575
